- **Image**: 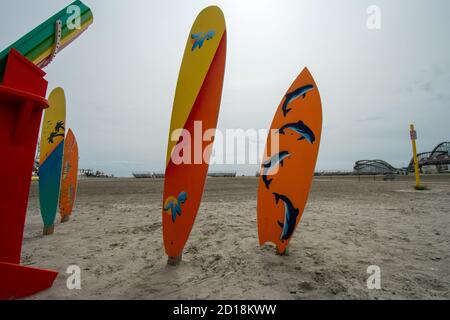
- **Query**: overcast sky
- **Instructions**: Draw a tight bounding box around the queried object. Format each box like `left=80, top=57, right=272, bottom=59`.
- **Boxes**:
left=1, top=0, right=449, bottom=176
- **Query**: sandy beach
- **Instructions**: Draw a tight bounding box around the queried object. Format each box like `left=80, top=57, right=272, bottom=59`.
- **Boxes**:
left=22, top=175, right=449, bottom=300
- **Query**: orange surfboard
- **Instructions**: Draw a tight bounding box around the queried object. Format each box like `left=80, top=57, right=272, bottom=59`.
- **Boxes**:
left=162, top=6, right=227, bottom=259
left=257, top=68, right=322, bottom=254
left=59, top=129, right=78, bottom=222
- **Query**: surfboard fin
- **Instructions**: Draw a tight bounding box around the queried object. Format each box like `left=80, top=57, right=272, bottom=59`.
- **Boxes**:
left=284, top=108, right=292, bottom=116
left=263, top=161, right=271, bottom=168
left=277, top=221, right=284, bottom=228
left=263, top=176, right=273, bottom=189
left=273, top=192, right=281, bottom=204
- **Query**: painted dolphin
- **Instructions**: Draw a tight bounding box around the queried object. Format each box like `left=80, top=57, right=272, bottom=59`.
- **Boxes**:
left=278, top=120, right=316, bottom=143
left=164, top=191, right=188, bottom=222
left=273, top=193, right=300, bottom=241
left=191, top=30, right=216, bottom=51
left=282, top=84, right=315, bottom=117
left=261, top=151, right=291, bottom=189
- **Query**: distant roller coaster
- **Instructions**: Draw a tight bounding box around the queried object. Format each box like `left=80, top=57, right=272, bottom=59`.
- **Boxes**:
left=408, top=141, right=450, bottom=173
left=353, top=142, right=450, bottom=174
left=353, top=160, right=398, bottom=174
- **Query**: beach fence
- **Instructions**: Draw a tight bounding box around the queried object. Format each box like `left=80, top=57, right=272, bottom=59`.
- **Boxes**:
left=132, top=172, right=165, bottom=179
left=132, top=172, right=153, bottom=179
left=208, top=172, right=237, bottom=178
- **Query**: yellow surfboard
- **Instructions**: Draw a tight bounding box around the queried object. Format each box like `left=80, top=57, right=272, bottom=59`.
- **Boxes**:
left=166, top=6, right=226, bottom=165
left=39, top=87, right=66, bottom=235
left=39, top=88, right=66, bottom=163
left=163, top=6, right=227, bottom=261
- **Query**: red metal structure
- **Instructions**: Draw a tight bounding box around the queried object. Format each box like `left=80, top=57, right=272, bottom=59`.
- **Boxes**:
left=0, top=49, right=58, bottom=299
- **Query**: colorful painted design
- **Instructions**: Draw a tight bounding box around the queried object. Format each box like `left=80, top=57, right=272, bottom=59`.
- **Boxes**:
left=163, top=6, right=226, bottom=258
left=261, top=151, right=291, bottom=189
left=164, top=192, right=188, bottom=222
left=257, top=68, right=322, bottom=254
left=282, top=84, right=315, bottom=117
left=39, top=87, right=66, bottom=234
left=47, top=121, right=65, bottom=143
left=278, top=120, right=316, bottom=143
left=59, top=129, right=79, bottom=221
left=39, top=89, right=66, bottom=165
left=191, top=30, right=216, bottom=51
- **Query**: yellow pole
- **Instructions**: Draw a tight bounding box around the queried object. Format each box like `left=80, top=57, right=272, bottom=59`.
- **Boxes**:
left=410, top=124, right=421, bottom=188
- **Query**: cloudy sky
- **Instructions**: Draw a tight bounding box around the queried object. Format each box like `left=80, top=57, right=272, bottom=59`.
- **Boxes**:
left=1, top=0, right=449, bottom=176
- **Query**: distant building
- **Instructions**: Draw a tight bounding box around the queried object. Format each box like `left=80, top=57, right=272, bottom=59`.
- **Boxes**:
left=353, top=160, right=397, bottom=174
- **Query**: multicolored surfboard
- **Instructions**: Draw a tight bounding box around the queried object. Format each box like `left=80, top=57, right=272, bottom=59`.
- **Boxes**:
left=59, top=129, right=78, bottom=223
left=162, top=6, right=227, bottom=261
left=257, top=68, right=322, bottom=254
left=39, top=87, right=66, bottom=235
left=0, top=0, right=93, bottom=82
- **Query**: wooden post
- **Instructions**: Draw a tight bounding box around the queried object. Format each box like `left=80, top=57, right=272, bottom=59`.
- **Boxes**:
left=276, top=247, right=289, bottom=256
left=167, top=254, right=182, bottom=266
left=43, top=225, right=54, bottom=236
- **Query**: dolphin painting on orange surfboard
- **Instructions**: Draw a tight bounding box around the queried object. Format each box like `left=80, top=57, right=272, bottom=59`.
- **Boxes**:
left=257, top=68, right=322, bottom=255
left=162, top=6, right=227, bottom=263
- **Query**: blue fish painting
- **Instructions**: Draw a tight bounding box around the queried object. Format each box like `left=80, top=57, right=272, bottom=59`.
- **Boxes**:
left=278, top=120, right=316, bottom=143
left=282, top=84, right=314, bottom=117
left=164, top=192, right=188, bottom=222
left=191, top=30, right=216, bottom=51
left=261, top=151, right=291, bottom=189
left=273, top=193, right=300, bottom=241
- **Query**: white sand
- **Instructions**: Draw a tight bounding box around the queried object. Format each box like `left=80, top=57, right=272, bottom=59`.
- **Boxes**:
left=22, top=175, right=449, bottom=299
